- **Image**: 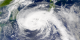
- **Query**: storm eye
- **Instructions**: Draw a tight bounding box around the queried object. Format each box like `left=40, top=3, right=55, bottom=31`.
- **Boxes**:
left=17, top=10, right=52, bottom=31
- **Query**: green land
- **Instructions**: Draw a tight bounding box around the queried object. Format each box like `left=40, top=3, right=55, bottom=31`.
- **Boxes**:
left=9, top=9, right=19, bottom=20
left=0, top=0, right=12, bottom=7
left=0, top=12, right=1, bottom=14
left=50, top=0, right=55, bottom=8
left=48, top=0, right=55, bottom=11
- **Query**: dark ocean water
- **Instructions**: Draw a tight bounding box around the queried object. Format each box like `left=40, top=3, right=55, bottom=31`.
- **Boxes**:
left=18, top=0, right=79, bottom=11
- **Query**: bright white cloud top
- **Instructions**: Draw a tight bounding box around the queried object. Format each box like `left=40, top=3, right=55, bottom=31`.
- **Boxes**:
left=16, top=6, right=76, bottom=40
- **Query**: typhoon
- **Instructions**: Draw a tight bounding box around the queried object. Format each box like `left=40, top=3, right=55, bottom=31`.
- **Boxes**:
left=0, top=0, right=80, bottom=40
left=16, top=4, right=77, bottom=40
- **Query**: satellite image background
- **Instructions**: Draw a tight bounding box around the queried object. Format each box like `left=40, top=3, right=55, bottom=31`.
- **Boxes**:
left=0, top=0, right=80, bottom=40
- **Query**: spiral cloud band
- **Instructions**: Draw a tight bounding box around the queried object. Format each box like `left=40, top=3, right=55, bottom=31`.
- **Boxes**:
left=17, top=7, right=76, bottom=40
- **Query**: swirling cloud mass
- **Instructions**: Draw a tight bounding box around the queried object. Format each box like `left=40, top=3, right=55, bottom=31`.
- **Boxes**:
left=0, top=0, right=80, bottom=40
